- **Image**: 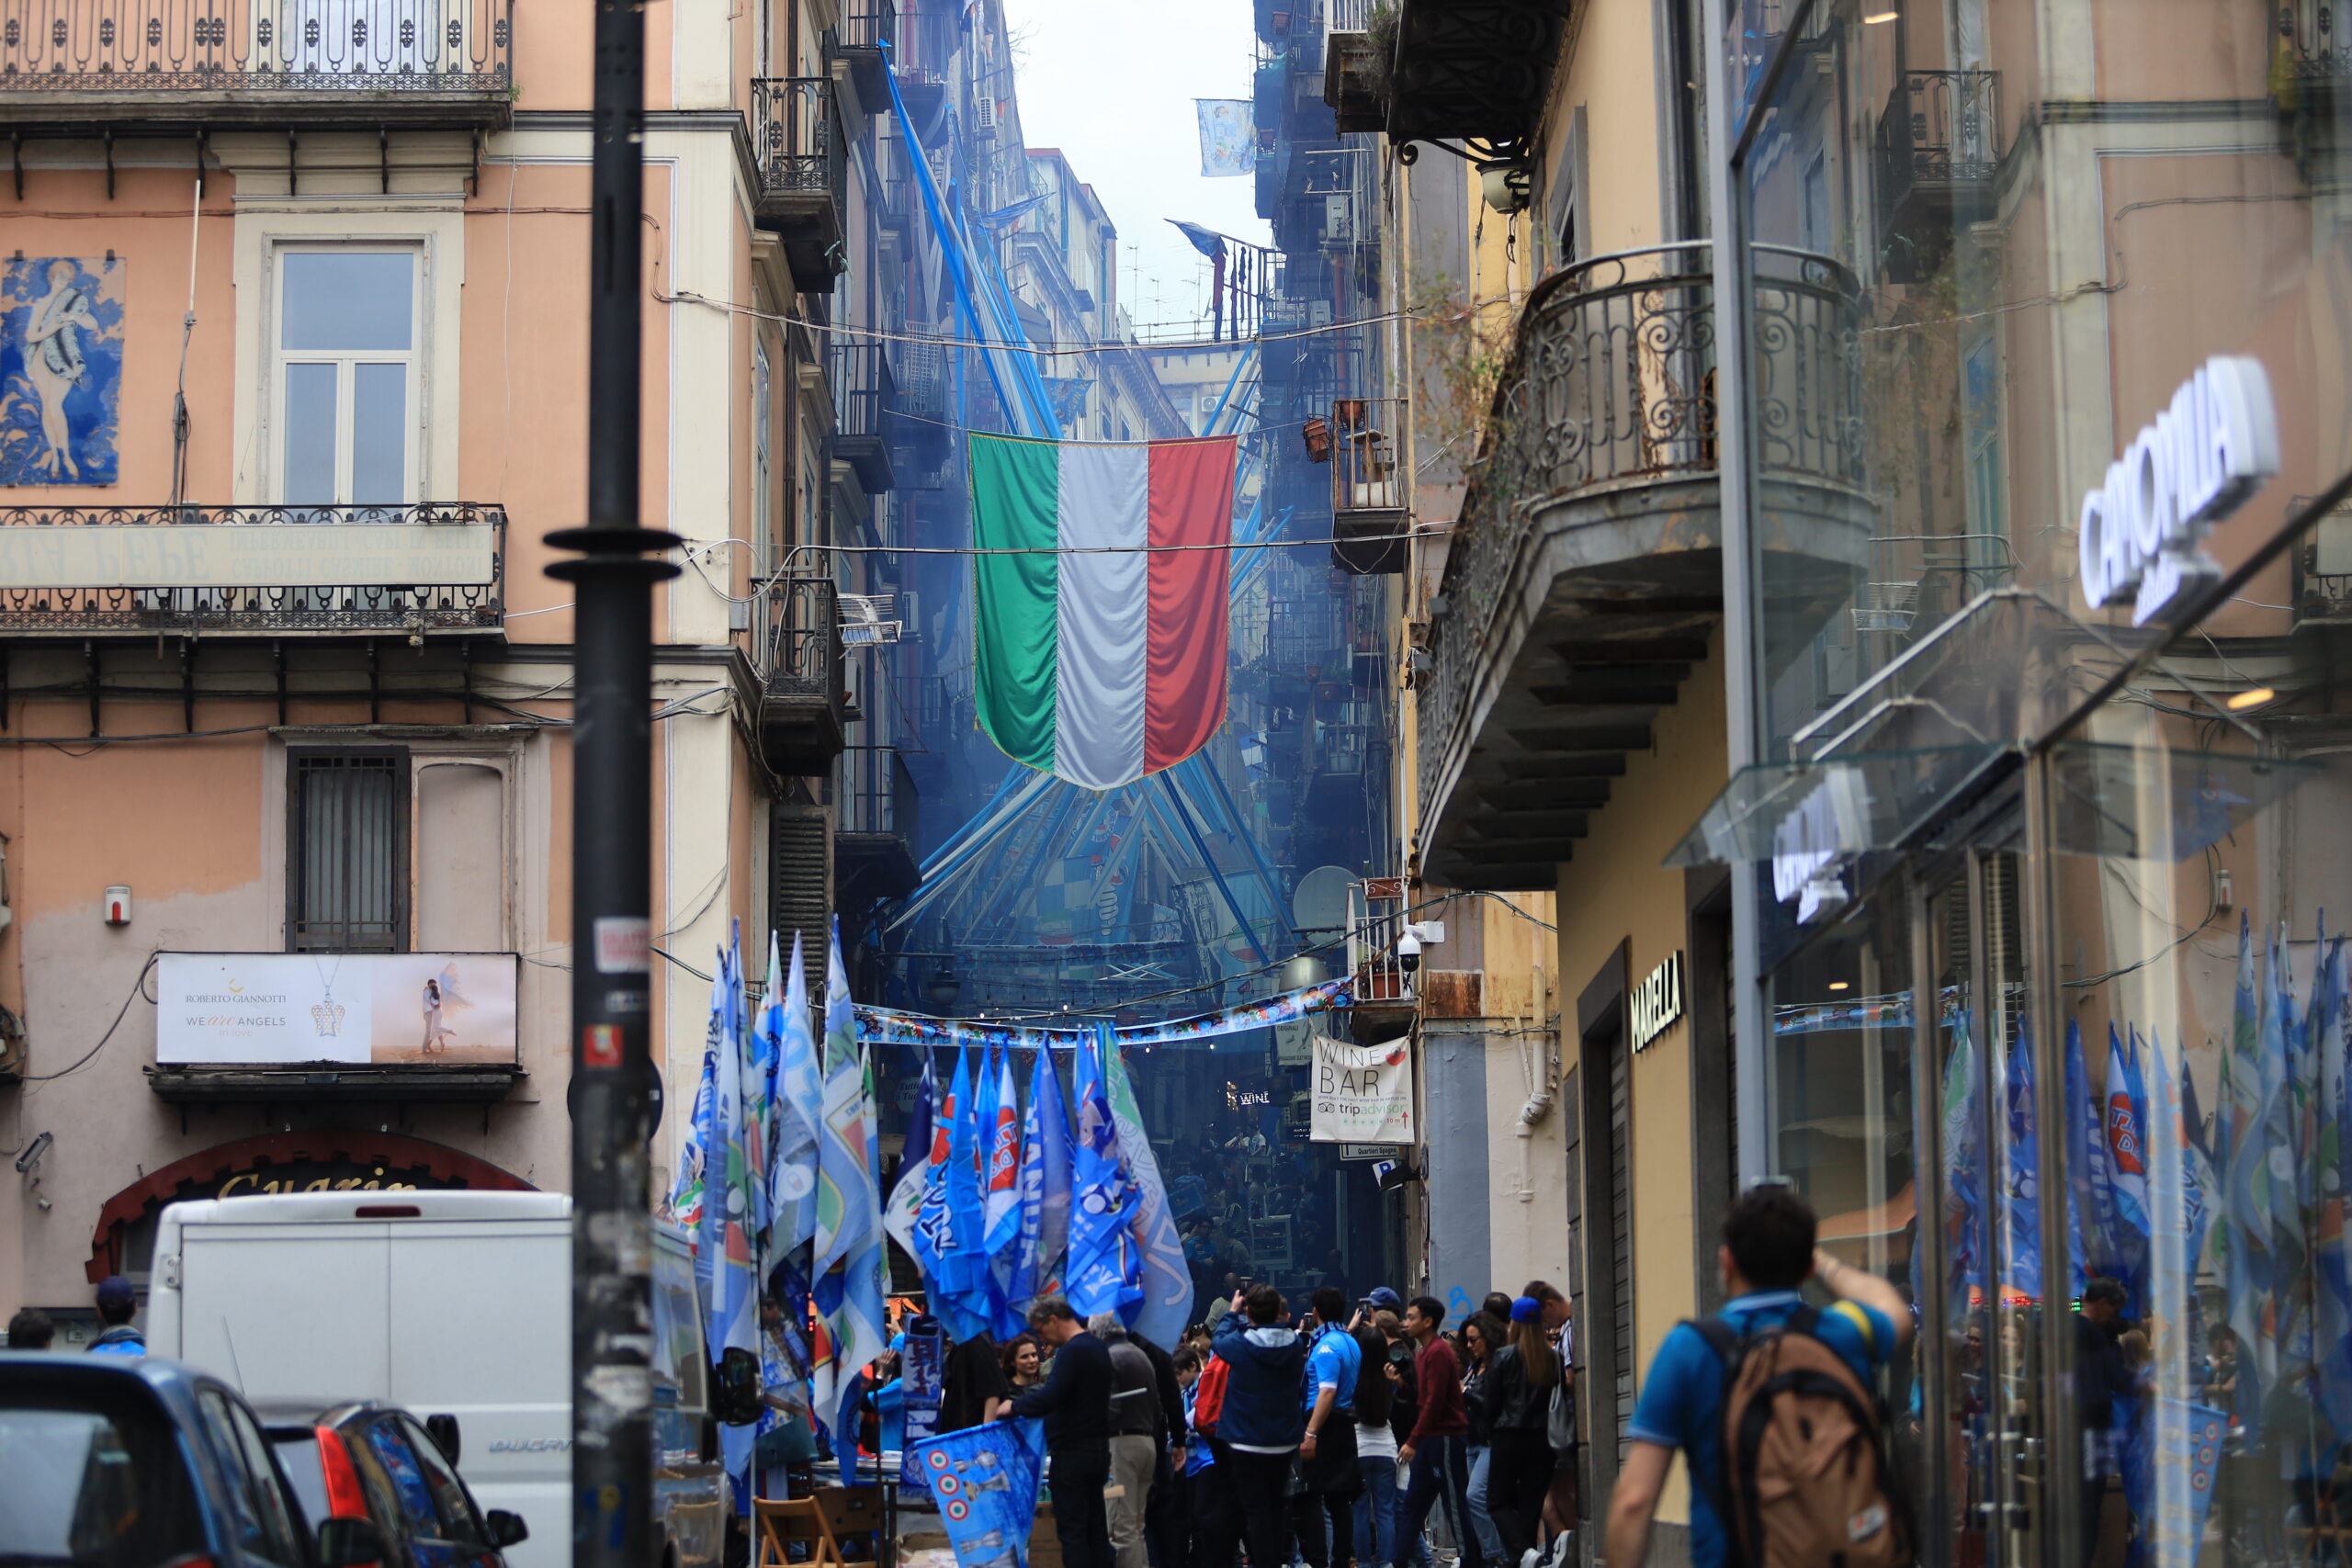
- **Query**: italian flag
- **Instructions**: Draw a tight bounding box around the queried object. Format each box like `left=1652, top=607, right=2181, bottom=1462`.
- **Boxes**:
left=968, top=433, right=1238, bottom=789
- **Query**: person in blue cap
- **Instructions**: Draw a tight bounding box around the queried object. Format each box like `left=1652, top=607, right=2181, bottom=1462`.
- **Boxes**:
left=87, top=1276, right=143, bottom=1355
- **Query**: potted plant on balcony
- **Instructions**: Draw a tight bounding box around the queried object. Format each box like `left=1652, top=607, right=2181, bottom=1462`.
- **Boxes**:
left=1302, top=416, right=1333, bottom=463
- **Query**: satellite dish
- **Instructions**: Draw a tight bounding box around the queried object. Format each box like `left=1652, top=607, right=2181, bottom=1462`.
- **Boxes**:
left=1293, top=865, right=1353, bottom=937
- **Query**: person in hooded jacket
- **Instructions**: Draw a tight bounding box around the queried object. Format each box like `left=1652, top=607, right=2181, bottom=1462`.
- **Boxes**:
left=1474, top=1298, right=1561, bottom=1563
left=1206, top=1284, right=1308, bottom=1568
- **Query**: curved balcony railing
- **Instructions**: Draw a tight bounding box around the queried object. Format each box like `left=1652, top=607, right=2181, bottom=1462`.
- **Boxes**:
left=1419, top=241, right=1864, bottom=825
left=0, top=502, right=503, bottom=634
left=0, top=0, right=510, bottom=98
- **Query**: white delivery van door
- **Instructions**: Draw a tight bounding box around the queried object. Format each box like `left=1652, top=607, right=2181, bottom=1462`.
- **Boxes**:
left=178, top=1220, right=392, bottom=1399
left=385, top=1213, right=569, bottom=1568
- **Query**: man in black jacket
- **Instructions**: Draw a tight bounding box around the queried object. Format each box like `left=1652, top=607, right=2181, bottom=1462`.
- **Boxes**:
left=1014, top=1299, right=1116, bottom=1568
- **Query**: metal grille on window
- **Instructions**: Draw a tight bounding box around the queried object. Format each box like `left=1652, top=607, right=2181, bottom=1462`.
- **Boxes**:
left=291, top=752, right=406, bottom=952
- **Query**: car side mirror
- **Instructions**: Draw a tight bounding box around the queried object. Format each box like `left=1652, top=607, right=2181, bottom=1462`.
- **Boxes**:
left=424, top=1413, right=461, bottom=1465
left=485, top=1511, right=530, bottom=1550
left=318, top=1516, right=387, bottom=1568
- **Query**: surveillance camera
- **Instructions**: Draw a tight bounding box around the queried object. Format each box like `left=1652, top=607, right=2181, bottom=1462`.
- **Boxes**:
left=14, top=1130, right=51, bottom=1175
left=1396, top=930, right=1420, bottom=974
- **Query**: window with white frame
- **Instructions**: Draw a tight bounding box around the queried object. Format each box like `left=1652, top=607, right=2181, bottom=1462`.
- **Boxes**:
left=275, top=247, right=420, bottom=506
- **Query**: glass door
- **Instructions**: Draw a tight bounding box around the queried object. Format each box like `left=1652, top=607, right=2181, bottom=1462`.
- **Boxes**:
left=1918, top=838, right=2051, bottom=1568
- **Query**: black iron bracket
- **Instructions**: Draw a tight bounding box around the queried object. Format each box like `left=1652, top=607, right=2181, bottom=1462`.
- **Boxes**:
left=180, top=638, right=196, bottom=733
left=84, top=640, right=100, bottom=739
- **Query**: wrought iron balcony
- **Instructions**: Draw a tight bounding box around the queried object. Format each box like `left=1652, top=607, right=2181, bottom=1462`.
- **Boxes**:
left=824, top=0, right=891, bottom=101
left=0, top=502, right=503, bottom=636
left=751, top=76, right=845, bottom=295
left=1320, top=396, right=1408, bottom=575
left=758, top=574, right=848, bottom=776
left=1384, top=0, right=1568, bottom=153
left=836, top=742, right=918, bottom=903
left=1874, top=69, right=1999, bottom=281
left=0, top=0, right=512, bottom=129
left=830, top=340, right=898, bottom=494
left=1416, top=243, right=1871, bottom=888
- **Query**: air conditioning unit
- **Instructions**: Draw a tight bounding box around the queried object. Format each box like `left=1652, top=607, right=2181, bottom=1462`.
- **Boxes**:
left=1324, top=195, right=1352, bottom=241
left=840, top=593, right=903, bottom=645
left=973, top=95, right=998, bottom=130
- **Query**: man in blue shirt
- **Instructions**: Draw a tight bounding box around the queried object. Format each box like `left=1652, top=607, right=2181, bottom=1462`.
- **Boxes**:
left=86, top=1276, right=143, bottom=1356
left=1294, top=1285, right=1364, bottom=1568
left=1604, top=1185, right=1910, bottom=1568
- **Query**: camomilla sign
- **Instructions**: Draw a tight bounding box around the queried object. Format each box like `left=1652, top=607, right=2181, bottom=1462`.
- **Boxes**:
left=2078, top=355, right=2279, bottom=626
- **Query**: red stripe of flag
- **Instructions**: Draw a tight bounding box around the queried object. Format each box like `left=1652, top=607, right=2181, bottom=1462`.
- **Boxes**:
left=1143, top=437, right=1237, bottom=773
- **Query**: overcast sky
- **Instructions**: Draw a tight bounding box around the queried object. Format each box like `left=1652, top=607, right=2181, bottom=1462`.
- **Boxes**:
left=1002, top=0, right=1272, bottom=334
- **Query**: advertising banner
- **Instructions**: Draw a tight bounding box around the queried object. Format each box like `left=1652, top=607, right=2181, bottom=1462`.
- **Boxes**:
left=156, top=952, right=520, bottom=1066
left=0, top=520, right=498, bottom=590
left=1308, top=1034, right=1414, bottom=1145
left=910, top=1418, right=1046, bottom=1568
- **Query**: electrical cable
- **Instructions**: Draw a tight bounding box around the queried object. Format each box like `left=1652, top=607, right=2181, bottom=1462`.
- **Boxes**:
left=20, top=952, right=158, bottom=1082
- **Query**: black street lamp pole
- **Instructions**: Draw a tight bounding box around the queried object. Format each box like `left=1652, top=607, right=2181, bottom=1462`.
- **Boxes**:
left=550, top=0, right=680, bottom=1560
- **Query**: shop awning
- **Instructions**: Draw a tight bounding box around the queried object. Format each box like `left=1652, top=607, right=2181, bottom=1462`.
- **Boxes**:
left=1664, top=743, right=2013, bottom=867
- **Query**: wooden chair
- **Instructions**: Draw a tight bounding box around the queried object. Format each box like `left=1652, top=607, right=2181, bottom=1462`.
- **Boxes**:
left=754, top=1497, right=825, bottom=1568
left=811, top=1484, right=884, bottom=1568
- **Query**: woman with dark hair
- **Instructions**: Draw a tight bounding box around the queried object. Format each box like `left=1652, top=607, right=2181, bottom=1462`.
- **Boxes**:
left=1001, top=1332, right=1045, bottom=1391
left=1459, top=1315, right=1510, bottom=1568
left=1475, top=1298, right=1562, bottom=1563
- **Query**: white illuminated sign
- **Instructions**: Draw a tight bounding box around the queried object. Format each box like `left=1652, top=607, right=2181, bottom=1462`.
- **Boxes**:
left=1630, top=951, right=1684, bottom=1052
left=0, top=523, right=497, bottom=591
left=2077, top=355, right=2279, bottom=626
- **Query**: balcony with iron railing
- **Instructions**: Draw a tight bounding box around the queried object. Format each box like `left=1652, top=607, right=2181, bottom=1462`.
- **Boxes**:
left=1313, top=395, right=1408, bottom=575
left=836, top=742, right=918, bottom=903
left=830, top=340, right=898, bottom=494
left=0, top=0, right=512, bottom=129
left=751, top=76, right=846, bottom=295
left=1873, top=69, right=1999, bottom=281
left=1416, top=243, right=1871, bottom=888
left=1344, top=877, right=1415, bottom=1037
left=0, top=502, right=503, bottom=635
left=757, top=574, right=849, bottom=776
left=823, top=0, right=892, bottom=100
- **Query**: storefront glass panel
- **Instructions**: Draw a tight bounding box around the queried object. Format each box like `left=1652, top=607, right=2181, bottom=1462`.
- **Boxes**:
left=1729, top=0, right=2352, bottom=759
left=2046, top=573, right=2352, bottom=1568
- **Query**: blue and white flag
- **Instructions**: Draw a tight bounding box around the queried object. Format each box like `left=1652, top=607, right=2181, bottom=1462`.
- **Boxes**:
left=910, top=1418, right=1048, bottom=1568
left=2062, top=1021, right=2098, bottom=1297
left=983, top=1045, right=1025, bottom=1336
left=1068, top=1026, right=1142, bottom=1318
left=770, top=932, right=823, bottom=1279
left=2001, top=1025, right=2041, bottom=1300
left=1193, top=99, right=1254, bottom=177
left=1008, top=1040, right=1074, bottom=1318
left=668, top=1011, right=719, bottom=1233
left=939, top=1047, right=992, bottom=1337
left=1104, top=1041, right=1193, bottom=1348
left=883, top=1052, right=939, bottom=1289
left=2106, top=1024, right=2152, bottom=1243
left=811, top=920, right=889, bottom=1460
left=2225, top=911, right=2275, bottom=1422
left=705, top=930, right=759, bottom=1368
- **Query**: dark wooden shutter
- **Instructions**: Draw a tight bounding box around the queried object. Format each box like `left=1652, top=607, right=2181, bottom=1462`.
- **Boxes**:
left=771, top=802, right=832, bottom=999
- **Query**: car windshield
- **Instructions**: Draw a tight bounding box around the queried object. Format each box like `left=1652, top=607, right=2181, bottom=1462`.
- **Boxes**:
left=266, top=1432, right=332, bottom=1529
left=0, top=1404, right=207, bottom=1568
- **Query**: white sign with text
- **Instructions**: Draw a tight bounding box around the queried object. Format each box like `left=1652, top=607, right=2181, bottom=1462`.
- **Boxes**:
left=1308, top=1033, right=1415, bottom=1145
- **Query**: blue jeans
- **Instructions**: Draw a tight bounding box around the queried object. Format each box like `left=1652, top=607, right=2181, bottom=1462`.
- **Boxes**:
left=1354, top=1453, right=1400, bottom=1568
left=1465, top=1444, right=1508, bottom=1564
left=1395, top=1435, right=1480, bottom=1568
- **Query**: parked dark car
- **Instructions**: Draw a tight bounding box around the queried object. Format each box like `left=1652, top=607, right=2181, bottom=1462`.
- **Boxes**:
left=0, top=1352, right=386, bottom=1568
left=260, top=1401, right=527, bottom=1568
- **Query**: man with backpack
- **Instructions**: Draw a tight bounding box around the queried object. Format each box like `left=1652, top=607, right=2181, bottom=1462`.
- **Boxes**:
left=1604, top=1184, right=1912, bottom=1568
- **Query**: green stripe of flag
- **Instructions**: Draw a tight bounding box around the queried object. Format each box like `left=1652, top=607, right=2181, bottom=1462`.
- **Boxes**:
left=969, top=437, right=1061, bottom=771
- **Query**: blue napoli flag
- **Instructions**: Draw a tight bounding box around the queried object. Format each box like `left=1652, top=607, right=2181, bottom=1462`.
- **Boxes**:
left=1068, top=1025, right=1142, bottom=1317
left=967, top=1042, right=1006, bottom=1322
left=1006, top=1043, right=1074, bottom=1325
left=982, top=1045, right=1024, bottom=1333
left=938, top=1047, right=993, bottom=1336
left=2263, top=931, right=2308, bottom=1371
left=2107, top=1024, right=2153, bottom=1242
left=2179, top=1035, right=2216, bottom=1283
left=668, top=1012, right=719, bottom=1233
left=2062, top=1021, right=2099, bottom=1297
left=2226, top=911, right=2276, bottom=1423
left=1940, top=1017, right=1984, bottom=1314
left=2002, top=1024, right=2042, bottom=1300
left=705, top=931, right=760, bottom=1368
left=910, top=1418, right=1048, bottom=1568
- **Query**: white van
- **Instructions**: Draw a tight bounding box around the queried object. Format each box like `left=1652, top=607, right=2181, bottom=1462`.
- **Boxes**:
left=146, top=1190, right=725, bottom=1568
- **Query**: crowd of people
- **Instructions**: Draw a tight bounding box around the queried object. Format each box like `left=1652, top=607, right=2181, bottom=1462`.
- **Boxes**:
left=922, top=1275, right=1580, bottom=1568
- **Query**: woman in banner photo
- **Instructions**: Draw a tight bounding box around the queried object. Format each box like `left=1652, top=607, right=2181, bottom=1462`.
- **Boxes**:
left=23, top=259, right=99, bottom=480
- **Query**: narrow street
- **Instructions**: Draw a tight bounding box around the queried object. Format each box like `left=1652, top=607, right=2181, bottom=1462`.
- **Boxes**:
left=0, top=5, right=2347, bottom=1568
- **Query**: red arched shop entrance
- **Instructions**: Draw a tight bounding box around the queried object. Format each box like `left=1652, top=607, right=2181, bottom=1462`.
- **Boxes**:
left=87, top=1130, right=534, bottom=1283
